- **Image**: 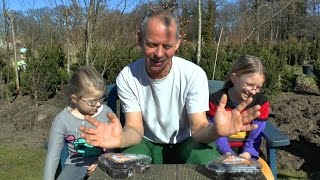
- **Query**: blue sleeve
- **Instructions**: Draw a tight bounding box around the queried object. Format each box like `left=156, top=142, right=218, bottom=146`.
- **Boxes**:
left=215, top=136, right=236, bottom=155
left=211, top=117, right=236, bottom=155
left=242, top=120, right=266, bottom=159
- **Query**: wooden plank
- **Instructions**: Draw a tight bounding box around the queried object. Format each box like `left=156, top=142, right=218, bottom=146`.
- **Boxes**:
left=262, top=121, right=290, bottom=147
left=88, top=164, right=211, bottom=180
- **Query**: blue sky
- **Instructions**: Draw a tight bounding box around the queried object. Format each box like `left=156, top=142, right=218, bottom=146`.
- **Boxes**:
left=6, top=0, right=139, bottom=12
left=6, top=0, right=52, bottom=11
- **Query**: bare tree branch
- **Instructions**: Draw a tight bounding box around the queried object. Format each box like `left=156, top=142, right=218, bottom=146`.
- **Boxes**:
left=242, top=0, right=292, bottom=44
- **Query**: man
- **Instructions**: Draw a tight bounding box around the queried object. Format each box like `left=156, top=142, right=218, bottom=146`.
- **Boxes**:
left=80, top=9, right=260, bottom=164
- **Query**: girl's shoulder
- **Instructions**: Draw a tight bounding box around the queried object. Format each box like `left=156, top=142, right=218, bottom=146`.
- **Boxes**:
left=101, top=104, right=114, bottom=114
left=250, top=93, right=269, bottom=107
left=54, top=107, right=72, bottom=120
left=94, top=105, right=115, bottom=123
left=209, top=88, right=228, bottom=104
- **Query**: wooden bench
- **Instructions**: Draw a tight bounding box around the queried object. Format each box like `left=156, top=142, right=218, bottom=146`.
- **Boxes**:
left=105, top=80, right=290, bottom=179
left=50, top=80, right=289, bottom=179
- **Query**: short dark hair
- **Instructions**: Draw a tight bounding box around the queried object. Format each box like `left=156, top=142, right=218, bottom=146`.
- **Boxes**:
left=139, top=9, right=180, bottom=40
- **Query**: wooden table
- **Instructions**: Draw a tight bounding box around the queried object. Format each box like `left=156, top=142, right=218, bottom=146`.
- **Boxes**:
left=88, top=164, right=265, bottom=180
left=88, top=164, right=212, bottom=180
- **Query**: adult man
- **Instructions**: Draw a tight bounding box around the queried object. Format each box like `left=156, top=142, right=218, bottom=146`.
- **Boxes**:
left=80, top=10, right=260, bottom=164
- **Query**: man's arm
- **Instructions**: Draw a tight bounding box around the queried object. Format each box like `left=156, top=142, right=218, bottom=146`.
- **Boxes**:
left=80, top=112, right=144, bottom=149
left=189, top=112, right=221, bottom=144
left=120, top=111, right=144, bottom=148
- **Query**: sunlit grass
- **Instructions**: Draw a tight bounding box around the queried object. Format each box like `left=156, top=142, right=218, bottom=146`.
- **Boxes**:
left=0, top=145, right=46, bottom=180
left=277, top=169, right=320, bottom=180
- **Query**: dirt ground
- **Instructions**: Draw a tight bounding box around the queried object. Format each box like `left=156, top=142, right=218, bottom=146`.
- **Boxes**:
left=0, top=89, right=319, bottom=178
left=268, top=92, right=320, bottom=178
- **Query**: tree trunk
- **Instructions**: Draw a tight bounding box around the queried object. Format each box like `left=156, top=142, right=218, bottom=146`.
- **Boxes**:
left=212, top=27, right=223, bottom=80
left=196, top=0, right=202, bottom=65
left=8, top=12, right=20, bottom=93
left=85, top=0, right=95, bottom=65
left=64, top=8, right=71, bottom=74
left=2, top=0, right=10, bottom=83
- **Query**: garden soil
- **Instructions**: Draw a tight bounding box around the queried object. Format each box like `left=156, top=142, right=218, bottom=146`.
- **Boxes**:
left=0, top=90, right=319, bottom=179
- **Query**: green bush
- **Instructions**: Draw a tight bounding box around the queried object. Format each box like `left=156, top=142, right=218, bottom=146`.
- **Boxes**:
left=20, top=44, right=68, bottom=100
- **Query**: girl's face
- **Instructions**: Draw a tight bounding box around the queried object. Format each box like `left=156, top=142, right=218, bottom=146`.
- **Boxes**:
left=72, top=89, right=105, bottom=116
left=231, top=73, right=265, bottom=102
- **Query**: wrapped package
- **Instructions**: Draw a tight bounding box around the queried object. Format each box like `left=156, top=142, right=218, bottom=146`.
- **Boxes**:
left=98, top=153, right=152, bottom=179
left=205, top=155, right=265, bottom=180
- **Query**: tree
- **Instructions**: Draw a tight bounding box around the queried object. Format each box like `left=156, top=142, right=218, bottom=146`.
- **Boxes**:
left=197, top=0, right=202, bottom=64
left=5, top=11, right=20, bottom=94
left=202, top=0, right=217, bottom=45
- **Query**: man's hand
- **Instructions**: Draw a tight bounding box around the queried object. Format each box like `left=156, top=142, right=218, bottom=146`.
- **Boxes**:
left=80, top=112, right=122, bottom=149
left=214, top=94, right=260, bottom=136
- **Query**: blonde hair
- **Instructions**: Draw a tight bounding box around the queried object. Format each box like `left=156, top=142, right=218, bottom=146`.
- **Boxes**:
left=66, top=66, right=106, bottom=101
left=224, top=55, right=266, bottom=88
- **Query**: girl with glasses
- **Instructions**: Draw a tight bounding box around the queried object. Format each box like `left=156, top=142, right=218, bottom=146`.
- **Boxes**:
left=43, top=66, right=114, bottom=180
left=207, top=55, right=273, bottom=180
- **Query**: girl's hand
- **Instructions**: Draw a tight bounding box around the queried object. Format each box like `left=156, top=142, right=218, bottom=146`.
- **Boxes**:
left=87, top=163, right=98, bottom=176
left=239, top=152, right=251, bottom=160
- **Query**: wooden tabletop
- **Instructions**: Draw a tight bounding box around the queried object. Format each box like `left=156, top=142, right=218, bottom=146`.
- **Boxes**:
left=88, top=164, right=266, bottom=180
left=88, top=164, right=213, bottom=180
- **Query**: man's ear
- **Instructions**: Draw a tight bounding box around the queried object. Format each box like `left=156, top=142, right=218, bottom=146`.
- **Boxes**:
left=175, top=35, right=181, bottom=51
left=137, top=30, right=143, bottom=47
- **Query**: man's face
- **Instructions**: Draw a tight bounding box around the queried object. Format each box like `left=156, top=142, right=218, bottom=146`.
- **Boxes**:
left=139, top=17, right=181, bottom=79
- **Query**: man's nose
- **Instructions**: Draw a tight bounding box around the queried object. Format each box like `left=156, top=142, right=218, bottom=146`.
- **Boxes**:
left=155, top=46, right=164, bottom=57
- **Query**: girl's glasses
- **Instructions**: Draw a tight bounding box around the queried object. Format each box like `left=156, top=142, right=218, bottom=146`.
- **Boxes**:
left=80, top=96, right=106, bottom=107
left=238, top=78, right=262, bottom=93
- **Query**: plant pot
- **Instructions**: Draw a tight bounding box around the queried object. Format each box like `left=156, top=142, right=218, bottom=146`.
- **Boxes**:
left=302, top=64, right=314, bottom=76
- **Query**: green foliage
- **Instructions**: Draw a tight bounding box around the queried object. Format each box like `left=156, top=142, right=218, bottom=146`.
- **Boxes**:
left=75, top=41, right=140, bottom=85
left=280, top=66, right=297, bottom=92
left=200, top=44, right=232, bottom=81
left=20, top=44, right=68, bottom=100
left=309, top=40, right=320, bottom=88
left=92, top=43, right=141, bottom=84
left=177, top=42, right=196, bottom=63
left=202, top=0, right=216, bottom=45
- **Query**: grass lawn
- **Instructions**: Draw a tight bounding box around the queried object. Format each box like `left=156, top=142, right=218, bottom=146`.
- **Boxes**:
left=0, top=145, right=46, bottom=180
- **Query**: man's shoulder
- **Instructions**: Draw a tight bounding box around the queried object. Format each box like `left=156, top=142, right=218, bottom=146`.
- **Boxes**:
left=117, top=58, right=144, bottom=79
left=128, top=58, right=144, bottom=66
left=173, top=56, right=205, bottom=75
left=173, top=56, right=198, bottom=67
